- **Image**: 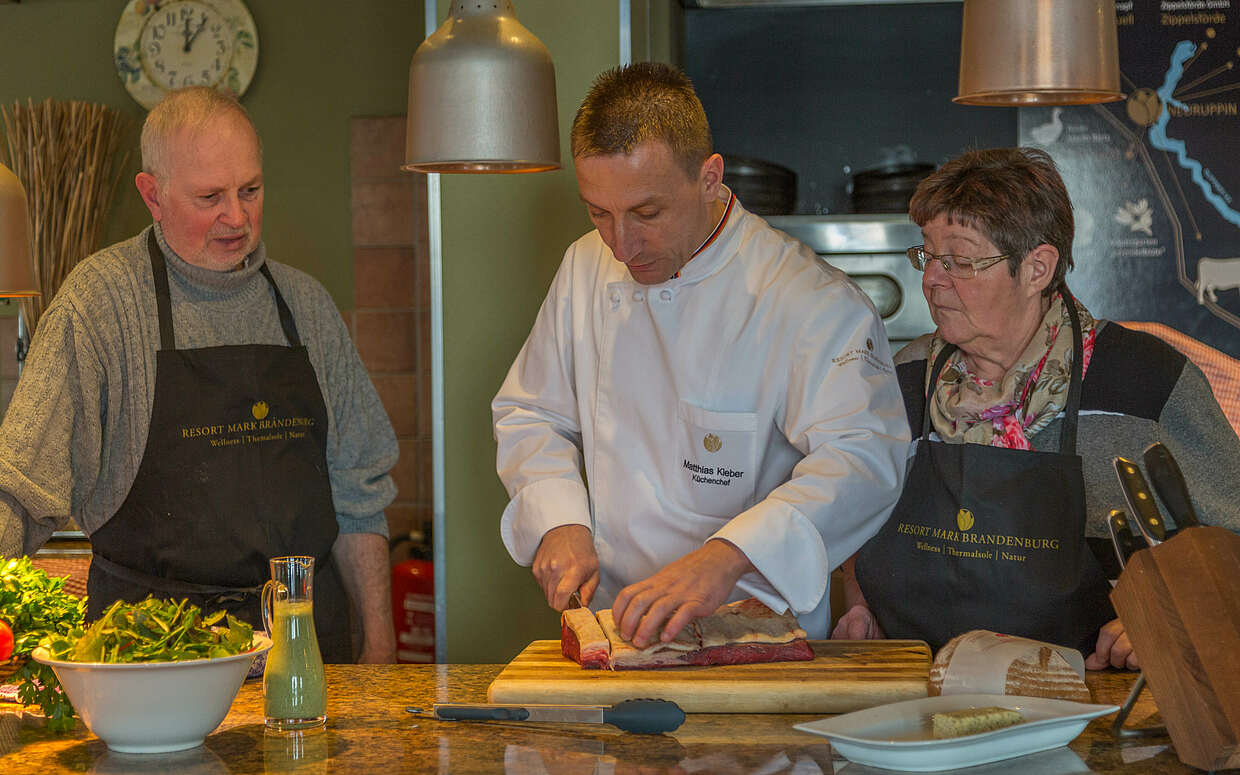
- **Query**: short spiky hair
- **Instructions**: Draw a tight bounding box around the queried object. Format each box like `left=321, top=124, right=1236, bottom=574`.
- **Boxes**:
left=570, top=62, right=712, bottom=178
left=909, top=147, right=1074, bottom=298
left=141, top=86, right=260, bottom=180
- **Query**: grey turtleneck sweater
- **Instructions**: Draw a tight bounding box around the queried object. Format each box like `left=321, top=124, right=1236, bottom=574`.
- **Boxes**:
left=0, top=224, right=398, bottom=557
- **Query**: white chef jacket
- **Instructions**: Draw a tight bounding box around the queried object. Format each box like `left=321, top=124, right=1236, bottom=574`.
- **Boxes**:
left=492, top=190, right=910, bottom=638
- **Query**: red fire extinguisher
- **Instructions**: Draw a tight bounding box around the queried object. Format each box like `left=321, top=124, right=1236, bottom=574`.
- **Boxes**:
left=390, top=527, right=435, bottom=664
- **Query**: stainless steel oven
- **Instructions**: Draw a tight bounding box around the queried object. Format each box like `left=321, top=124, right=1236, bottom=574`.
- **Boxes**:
left=767, top=214, right=933, bottom=349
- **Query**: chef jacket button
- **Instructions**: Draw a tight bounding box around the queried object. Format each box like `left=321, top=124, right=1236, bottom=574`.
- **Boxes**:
left=610, top=292, right=621, bottom=304
left=660, top=289, right=672, bottom=301
left=633, top=291, right=644, bottom=302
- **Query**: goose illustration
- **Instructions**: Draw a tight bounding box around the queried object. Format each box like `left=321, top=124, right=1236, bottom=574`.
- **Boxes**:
left=1030, top=108, right=1065, bottom=146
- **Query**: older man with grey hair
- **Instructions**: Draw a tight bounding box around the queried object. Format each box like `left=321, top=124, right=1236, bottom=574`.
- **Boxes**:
left=0, top=87, right=398, bottom=663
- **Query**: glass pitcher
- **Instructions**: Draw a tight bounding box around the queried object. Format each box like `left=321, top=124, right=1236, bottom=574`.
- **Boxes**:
left=262, top=555, right=327, bottom=733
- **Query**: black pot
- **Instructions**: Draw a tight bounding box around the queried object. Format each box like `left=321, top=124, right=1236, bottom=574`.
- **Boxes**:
left=850, top=163, right=935, bottom=214
left=722, top=154, right=797, bottom=215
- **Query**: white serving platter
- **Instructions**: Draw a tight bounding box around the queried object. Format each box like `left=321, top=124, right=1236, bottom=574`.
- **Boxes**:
left=794, top=693, right=1119, bottom=772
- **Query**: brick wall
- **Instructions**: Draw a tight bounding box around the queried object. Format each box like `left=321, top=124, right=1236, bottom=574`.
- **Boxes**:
left=347, top=117, right=432, bottom=552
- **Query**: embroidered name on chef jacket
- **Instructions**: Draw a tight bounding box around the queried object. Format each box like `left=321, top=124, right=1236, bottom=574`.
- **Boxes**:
left=676, top=399, right=758, bottom=516
left=682, top=456, right=746, bottom=486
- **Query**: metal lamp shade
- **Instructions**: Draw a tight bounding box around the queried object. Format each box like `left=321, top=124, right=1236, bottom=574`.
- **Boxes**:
left=404, top=0, right=560, bottom=174
left=0, top=162, right=39, bottom=298
left=955, top=0, right=1123, bottom=106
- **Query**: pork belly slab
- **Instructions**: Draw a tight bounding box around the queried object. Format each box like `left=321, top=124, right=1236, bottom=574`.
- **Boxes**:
left=560, top=598, right=813, bottom=670
left=560, top=607, right=610, bottom=669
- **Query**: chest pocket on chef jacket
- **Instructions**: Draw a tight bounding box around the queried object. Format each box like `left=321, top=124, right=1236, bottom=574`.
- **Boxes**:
left=673, top=400, right=759, bottom=518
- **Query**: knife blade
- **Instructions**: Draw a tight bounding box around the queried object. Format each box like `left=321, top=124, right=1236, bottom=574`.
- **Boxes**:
left=432, top=699, right=685, bottom=734
left=1113, top=456, right=1167, bottom=546
left=1107, top=509, right=1145, bottom=570
left=1142, top=442, right=1201, bottom=529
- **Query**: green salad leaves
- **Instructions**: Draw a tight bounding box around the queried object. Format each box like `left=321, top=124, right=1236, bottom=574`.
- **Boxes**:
left=0, top=557, right=87, bottom=731
left=40, top=597, right=255, bottom=663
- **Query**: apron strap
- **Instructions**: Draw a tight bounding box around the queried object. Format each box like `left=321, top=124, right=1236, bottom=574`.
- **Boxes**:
left=922, top=342, right=958, bottom=439
left=1058, top=288, right=1085, bottom=457
left=146, top=229, right=303, bottom=349
left=260, top=263, right=303, bottom=347
left=921, top=291, right=1085, bottom=453
left=147, top=230, right=176, bottom=351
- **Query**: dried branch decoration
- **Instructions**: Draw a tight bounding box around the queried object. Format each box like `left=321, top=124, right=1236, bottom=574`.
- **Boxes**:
left=1, top=99, right=132, bottom=330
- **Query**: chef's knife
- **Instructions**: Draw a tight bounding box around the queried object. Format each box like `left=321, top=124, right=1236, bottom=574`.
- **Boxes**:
left=1113, top=456, right=1167, bottom=546
left=1142, top=442, right=1201, bottom=529
left=1107, top=509, right=1145, bottom=570
left=431, top=699, right=685, bottom=734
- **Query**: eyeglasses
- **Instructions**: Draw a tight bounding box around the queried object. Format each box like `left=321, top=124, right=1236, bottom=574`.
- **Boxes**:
left=907, top=246, right=1008, bottom=279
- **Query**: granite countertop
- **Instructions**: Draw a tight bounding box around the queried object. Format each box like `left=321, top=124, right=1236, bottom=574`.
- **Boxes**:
left=0, top=665, right=1204, bottom=774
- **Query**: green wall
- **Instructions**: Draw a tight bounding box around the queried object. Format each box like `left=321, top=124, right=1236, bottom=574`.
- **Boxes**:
left=438, top=0, right=621, bottom=663
left=0, top=0, right=423, bottom=308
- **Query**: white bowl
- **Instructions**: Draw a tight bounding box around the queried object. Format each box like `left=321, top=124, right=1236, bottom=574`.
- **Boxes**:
left=32, top=634, right=272, bottom=754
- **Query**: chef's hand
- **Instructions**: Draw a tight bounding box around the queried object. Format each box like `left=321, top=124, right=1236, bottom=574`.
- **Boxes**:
left=1085, top=618, right=1139, bottom=670
left=532, top=524, right=600, bottom=611
left=831, top=604, right=885, bottom=640
left=612, top=538, right=754, bottom=649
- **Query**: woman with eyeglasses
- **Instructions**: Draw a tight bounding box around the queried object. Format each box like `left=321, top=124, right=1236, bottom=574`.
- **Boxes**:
left=831, top=147, right=1240, bottom=670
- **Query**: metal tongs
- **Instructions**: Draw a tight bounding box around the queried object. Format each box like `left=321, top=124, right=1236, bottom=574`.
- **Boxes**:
left=406, top=699, right=685, bottom=734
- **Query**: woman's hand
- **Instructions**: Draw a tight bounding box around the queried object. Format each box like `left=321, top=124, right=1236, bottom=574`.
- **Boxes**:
left=830, top=555, right=885, bottom=639
left=832, top=604, right=885, bottom=639
left=1085, top=618, right=1139, bottom=670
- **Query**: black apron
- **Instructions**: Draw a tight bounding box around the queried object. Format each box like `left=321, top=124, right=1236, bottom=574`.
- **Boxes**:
left=87, top=231, right=353, bottom=663
left=856, top=294, right=1114, bottom=654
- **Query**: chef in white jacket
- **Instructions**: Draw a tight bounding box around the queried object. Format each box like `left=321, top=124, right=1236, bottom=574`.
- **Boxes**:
left=493, top=63, right=909, bottom=647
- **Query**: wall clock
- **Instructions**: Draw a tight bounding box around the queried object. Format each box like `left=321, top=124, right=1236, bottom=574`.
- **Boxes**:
left=114, top=0, right=258, bottom=111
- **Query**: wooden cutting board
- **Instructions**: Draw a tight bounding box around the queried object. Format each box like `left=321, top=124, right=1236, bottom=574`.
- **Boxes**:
left=487, top=639, right=931, bottom=713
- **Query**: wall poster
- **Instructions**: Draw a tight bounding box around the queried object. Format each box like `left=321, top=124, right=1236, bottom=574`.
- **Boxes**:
left=1020, top=0, right=1240, bottom=357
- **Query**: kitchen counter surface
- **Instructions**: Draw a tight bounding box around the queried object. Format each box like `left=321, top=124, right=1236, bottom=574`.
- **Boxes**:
left=0, top=664, right=1210, bottom=774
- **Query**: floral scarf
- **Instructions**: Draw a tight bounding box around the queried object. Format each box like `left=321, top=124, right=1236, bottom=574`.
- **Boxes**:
left=927, top=293, right=1097, bottom=449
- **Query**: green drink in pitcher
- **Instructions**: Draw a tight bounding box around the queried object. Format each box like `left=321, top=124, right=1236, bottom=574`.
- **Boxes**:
left=262, top=556, right=327, bottom=732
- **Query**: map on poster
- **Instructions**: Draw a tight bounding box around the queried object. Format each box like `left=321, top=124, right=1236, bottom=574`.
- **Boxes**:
left=1019, top=0, right=1240, bottom=357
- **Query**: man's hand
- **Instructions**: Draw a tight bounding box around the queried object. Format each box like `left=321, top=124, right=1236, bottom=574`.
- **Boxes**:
left=532, top=524, right=599, bottom=611
left=831, top=604, right=884, bottom=640
left=611, top=539, right=754, bottom=649
left=331, top=532, right=397, bottom=664
left=1085, top=618, right=1139, bottom=670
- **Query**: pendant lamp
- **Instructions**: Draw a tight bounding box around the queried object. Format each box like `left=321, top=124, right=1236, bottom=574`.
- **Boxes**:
left=0, top=161, right=40, bottom=374
left=403, top=0, right=560, bottom=174
left=955, top=0, right=1123, bottom=106
left=0, top=162, right=38, bottom=298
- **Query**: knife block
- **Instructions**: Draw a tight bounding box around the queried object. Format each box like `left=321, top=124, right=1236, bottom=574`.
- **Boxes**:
left=1110, top=526, right=1240, bottom=771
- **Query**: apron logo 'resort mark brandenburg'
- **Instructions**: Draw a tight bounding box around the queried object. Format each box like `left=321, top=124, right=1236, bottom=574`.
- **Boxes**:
left=703, top=433, right=722, bottom=453
left=956, top=508, right=975, bottom=532
left=252, top=401, right=269, bottom=420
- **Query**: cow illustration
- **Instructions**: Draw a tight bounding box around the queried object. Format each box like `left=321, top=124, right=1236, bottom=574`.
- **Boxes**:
left=1196, top=256, right=1240, bottom=304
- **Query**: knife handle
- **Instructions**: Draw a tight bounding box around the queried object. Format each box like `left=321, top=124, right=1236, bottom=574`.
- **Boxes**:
left=1107, top=509, right=1144, bottom=570
left=604, top=699, right=685, bottom=734
left=1113, top=456, right=1167, bottom=544
left=1142, top=443, right=1200, bottom=529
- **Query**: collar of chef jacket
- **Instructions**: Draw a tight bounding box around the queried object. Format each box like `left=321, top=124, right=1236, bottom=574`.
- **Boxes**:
left=663, top=187, right=741, bottom=288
